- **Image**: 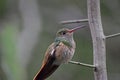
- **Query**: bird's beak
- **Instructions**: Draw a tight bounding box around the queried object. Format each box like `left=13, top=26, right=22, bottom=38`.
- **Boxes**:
left=68, top=25, right=86, bottom=33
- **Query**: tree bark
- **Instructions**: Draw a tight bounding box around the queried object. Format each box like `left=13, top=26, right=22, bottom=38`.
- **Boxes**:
left=87, top=0, right=108, bottom=80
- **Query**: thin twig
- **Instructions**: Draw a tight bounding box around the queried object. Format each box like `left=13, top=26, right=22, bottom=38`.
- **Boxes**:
left=106, top=33, right=120, bottom=39
left=60, top=19, right=88, bottom=24
left=69, top=61, right=95, bottom=68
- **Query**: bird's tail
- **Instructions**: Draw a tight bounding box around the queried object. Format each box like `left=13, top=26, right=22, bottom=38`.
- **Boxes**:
left=33, top=64, right=59, bottom=80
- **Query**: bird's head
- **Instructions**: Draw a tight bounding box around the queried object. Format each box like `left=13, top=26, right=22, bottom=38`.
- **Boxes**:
left=55, top=26, right=86, bottom=47
left=56, top=26, right=85, bottom=39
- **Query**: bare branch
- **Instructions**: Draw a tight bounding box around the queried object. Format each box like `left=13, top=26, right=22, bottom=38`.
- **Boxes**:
left=60, top=19, right=88, bottom=24
left=106, top=33, right=120, bottom=39
left=69, top=61, right=96, bottom=68
left=87, top=0, right=108, bottom=80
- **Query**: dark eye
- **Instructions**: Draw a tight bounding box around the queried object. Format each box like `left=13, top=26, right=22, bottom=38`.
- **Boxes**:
left=62, top=31, right=66, bottom=35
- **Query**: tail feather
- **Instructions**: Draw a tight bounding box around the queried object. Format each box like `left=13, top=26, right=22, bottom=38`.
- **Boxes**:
left=44, top=65, right=59, bottom=79
left=33, top=54, right=59, bottom=80
left=33, top=43, right=60, bottom=80
left=33, top=64, right=59, bottom=80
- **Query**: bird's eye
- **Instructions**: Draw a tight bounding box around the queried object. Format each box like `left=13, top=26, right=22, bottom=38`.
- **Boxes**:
left=62, top=31, right=66, bottom=35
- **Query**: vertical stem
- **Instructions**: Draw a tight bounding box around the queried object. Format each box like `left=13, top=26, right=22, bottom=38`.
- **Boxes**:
left=87, top=0, right=108, bottom=80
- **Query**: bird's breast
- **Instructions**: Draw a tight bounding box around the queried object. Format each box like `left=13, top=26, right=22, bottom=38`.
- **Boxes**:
left=53, top=42, right=75, bottom=65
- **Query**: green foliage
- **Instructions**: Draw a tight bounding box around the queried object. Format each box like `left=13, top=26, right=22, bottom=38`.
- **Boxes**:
left=101, top=2, right=112, bottom=16
left=0, top=0, right=7, bottom=18
left=1, top=25, right=23, bottom=80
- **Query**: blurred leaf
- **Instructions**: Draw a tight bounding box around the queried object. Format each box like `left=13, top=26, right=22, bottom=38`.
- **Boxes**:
left=101, top=2, right=112, bottom=16
left=0, top=0, right=7, bottom=18
left=1, top=25, right=23, bottom=80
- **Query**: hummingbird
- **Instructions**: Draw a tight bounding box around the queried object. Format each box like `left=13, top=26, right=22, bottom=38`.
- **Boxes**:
left=33, top=26, right=85, bottom=80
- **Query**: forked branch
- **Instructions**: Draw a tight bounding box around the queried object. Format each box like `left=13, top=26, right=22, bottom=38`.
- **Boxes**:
left=87, top=0, right=108, bottom=80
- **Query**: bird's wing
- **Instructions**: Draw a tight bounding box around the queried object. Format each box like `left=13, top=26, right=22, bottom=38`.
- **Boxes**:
left=33, top=42, right=65, bottom=80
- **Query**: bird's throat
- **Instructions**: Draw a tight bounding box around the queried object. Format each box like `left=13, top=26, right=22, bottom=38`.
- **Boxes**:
left=55, top=37, right=73, bottom=48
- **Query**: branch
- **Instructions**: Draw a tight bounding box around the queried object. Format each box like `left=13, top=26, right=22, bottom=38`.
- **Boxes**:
left=106, top=33, right=120, bottom=39
left=60, top=19, right=88, bottom=24
left=69, top=61, right=96, bottom=68
left=87, top=0, right=108, bottom=80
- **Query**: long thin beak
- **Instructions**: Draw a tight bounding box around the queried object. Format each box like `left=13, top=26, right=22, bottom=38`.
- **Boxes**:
left=68, top=25, right=86, bottom=33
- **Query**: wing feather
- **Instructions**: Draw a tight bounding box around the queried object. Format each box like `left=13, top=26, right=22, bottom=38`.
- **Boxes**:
left=33, top=42, right=70, bottom=80
left=33, top=43, right=59, bottom=80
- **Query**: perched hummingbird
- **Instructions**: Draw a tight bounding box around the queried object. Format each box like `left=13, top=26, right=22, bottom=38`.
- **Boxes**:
left=33, top=26, right=84, bottom=80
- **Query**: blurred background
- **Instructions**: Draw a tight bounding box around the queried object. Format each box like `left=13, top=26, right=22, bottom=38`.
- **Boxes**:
left=0, top=0, right=120, bottom=80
